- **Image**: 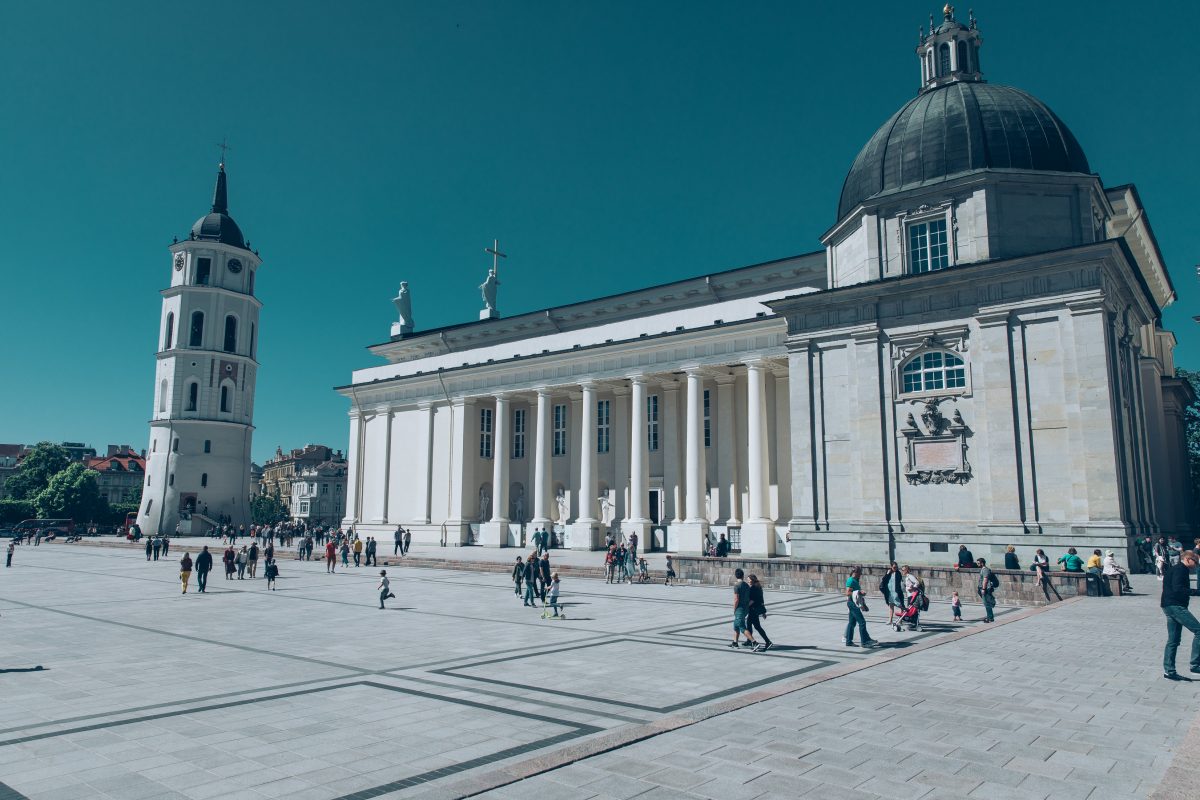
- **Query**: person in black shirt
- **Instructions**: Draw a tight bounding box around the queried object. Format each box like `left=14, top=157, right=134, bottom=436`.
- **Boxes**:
left=195, top=546, right=213, bottom=593
left=1161, top=549, right=1200, bottom=680
left=956, top=544, right=975, bottom=569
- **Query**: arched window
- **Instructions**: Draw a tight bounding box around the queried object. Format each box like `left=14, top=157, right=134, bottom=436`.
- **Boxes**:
left=957, top=40, right=969, bottom=73
left=186, top=382, right=198, bottom=411
left=220, top=383, right=231, bottom=413
left=163, top=312, right=174, bottom=351
left=224, top=315, right=237, bottom=353
left=902, top=351, right=967, bottom=394
left=189, top=311, right=205, bottom=347
left=939, top=43, right=951, bottom=76
left=158, top=379, right=168, bottom=412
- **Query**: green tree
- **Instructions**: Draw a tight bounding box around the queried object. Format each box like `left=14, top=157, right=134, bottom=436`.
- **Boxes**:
left=0, top=499, right=36, bottom=525
left=1179, top=368, right=1200, bottom=524
left=33, top=463, right=103, bottom=521
left=251, top=494, right=288, bottom=525
left=5, top=442, right=70, bottom=500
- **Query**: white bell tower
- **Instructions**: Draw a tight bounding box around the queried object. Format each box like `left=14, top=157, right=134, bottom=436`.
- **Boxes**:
left=137, top=161, right=263, bottom=535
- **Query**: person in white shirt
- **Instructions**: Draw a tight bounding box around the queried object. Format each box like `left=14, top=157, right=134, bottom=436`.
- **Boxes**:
left=377, top=570, right=395, bottom=609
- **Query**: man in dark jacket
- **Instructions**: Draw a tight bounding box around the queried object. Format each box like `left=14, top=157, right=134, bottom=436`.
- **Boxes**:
left=1162, top=549, right=1200, bottom=680
left=539, top=553, right=552, bottom=601
left=522, top=556, right=538, bottom=607
left=195, top=546, right=213, bottom=593
left=956, top=545, right=975, bottom=569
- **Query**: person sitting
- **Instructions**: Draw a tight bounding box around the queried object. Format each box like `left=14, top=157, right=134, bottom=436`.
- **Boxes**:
left=1085, top=549, right=1104, bottom=575
left=1057, top=547, right=1084, bottom=572
left=1003, top=545, right=1020, bottom=570
left=715, top=534, right=731, bottom=558
left=956, top=544, right=976, bottom=569
left=1102, top=550, right=1133, bottom=594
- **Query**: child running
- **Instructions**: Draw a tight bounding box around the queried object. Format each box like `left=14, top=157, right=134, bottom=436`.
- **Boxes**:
left=951, top=590, right=962, bottom=620
left=377, top=570, right=396, bottom=609
left=265, top=558, right=279, bottom=590
left=546, top=572, right=562, bottom=618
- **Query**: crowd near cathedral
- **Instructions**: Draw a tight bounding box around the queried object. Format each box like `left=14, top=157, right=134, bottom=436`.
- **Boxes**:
left=140, top=6, right=1194, bottom=568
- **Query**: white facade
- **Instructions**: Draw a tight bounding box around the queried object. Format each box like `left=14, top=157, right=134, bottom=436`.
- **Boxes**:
left=138, top=166, right=262, bottom=535
left=337, top=11, right=1195, bottom=564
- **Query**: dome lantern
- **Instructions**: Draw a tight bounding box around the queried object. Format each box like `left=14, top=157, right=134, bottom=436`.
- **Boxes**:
left=917, top=5, right=983, bottom=92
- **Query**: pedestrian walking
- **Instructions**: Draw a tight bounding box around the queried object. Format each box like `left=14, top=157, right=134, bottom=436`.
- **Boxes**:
left=512, top=556, right=524, bottom=596
left=366, top=537, right=377, bottom=567
left=145, top=537, right=153, bottom=561
left=6, top=540, right=14, bottom=567
left=604, top=547, right=616, bottom=584
left=341, top=540, right=350, bottom=567
left=223, top=546, right=236, bottom=580
left=152, top=537, right=161, bottom=560
left=539, top=553, right=551, bottom=601
left=377, top=570, right=396, bottom=609
left=545, top=573, right=562, bottom=618
left=523, top=555, right=538, bottom=607
left=977, top=557, right=998, bottom=622
left=179, top=552, right=192, bottom=593
left=951, top=590, right=962, bottom=620
left=394, top=526, right=403, bottom=555
left=247, top=542, right=259, bottom=578
left=728, top=568, right=757, bottom=649
left=403, top=528, right=411, bottom=555
left=1162, top=549, right=1200, bottom=680
left=353, top=537, right=363, bottom=567
left=161, top=536, right=170, bottom=556
left=629, top=531, right=639, bottom=561
left=236, top=546, right=248, bottom=579
left=747, top=574, right=773, bottom=651
left=880, top=562, right=904, bottom=626
left=665, top=554, right=676, bottom=586
left=195, top=546, right=213, bottom=592
left=844, top=566, right=878, bottom=647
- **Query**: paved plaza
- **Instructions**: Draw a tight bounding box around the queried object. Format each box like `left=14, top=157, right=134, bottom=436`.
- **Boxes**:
left=0, top=543, right=1197, bottom=800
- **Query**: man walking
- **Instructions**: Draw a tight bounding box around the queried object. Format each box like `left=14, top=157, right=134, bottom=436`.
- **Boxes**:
left=977, top=557, right=997, bottom=623
left=353, top=536, right=363, bottom=567
left=152, top=537, right=161, bottom=561
left=728, top=568, right=756, bottom=649
left=394, top=526, right=403, bottom=556
left=1162, top=549, right=1200, bottom=680
left=629, top=531, right=638, bottom=561
left=161, top=536, right=170, bottom=556
left=6, top=540, right=14, bottom=568
left=402, top=528, right=412, bottom=556
left=366, top=537, right=377, bottom=567
left=523, top=555, right=538, bottom=607
left=195, top=546, right=213, bottom=593
left=539, top=552, right=552, bottom=602
left=145, top=536, right=153, bottom=561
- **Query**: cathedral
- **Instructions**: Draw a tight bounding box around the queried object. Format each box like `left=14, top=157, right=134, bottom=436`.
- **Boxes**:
left=338, top=7, right=1194, bottom=565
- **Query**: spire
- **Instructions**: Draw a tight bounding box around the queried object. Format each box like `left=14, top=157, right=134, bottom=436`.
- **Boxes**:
left=211, top=163, right=229, bottom=214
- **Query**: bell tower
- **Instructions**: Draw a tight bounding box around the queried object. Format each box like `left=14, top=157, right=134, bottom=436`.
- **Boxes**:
left=917, top=5, right=983, bottom=91
left=137, top=161, right=263, bottom=535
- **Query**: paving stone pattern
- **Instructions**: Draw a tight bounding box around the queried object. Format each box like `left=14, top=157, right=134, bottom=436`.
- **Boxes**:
left=0, top=543, right=1194, bottom=799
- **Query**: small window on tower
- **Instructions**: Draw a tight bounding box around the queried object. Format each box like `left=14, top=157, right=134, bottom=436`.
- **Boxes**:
left=224, top=315, right=237, bottom=353
left=204, top=439, right=211, bottom=453
left=201, top=473, right=208, bottom=488
left=163, top=312, right=174, bottom=351
left=186, top=382, right=198, bottom=411
left=189, top=311, right=205, bottom=347
left=220, top=385, right=230, bottom=413
left=195, top=257, right=211, bottom=285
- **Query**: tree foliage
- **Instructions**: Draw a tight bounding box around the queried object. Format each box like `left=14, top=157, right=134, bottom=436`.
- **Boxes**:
left=4, top=442, right=70, bottom=501
left=0, top=499, right=35, bottom=525
left=33, top=463, right=103, bottom=521
left=251, top=494, right=288, bottom=526
left=1179, top=368, right=1200, bottom=523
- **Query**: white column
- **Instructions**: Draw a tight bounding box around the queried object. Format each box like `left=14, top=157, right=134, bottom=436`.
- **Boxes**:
left=684, top=369, right=707, bottom=522
left=741, top=361, right=775, bottom=557
left=715, top=373, right=738, bottom=524
left=531, top=388, right=552, bottom=526
left=481, top=395, right=510, bottom=547
left=661, top=380, right=682, bottom=523
left=746, top=363, right=770, bottom=522
left=578, top=384, right=598, bottom=522
left=628, top=377, right=650, bottom=524
left=569, top=383, right=601, bottom=549
left=613, top=385, right=630, bottom=524
left=342, top=410, right=361, bottom=526
left=418, top=403, right=434, bottom=524
left=379, top=409, right=393, bottom=523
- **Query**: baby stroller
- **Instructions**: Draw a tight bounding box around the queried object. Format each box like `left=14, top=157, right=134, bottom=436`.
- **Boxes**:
left=892, top=588, right=926, bottom=632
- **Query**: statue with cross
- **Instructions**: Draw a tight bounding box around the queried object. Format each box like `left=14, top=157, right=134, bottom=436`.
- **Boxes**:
left=479, top=239, right=505, bottom=320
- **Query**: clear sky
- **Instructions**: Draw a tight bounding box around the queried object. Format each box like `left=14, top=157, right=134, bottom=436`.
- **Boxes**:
left=1, top=1, right=1196, bottom=464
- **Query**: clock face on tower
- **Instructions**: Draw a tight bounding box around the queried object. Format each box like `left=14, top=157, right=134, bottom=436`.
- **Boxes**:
left=174, top=253, right=185, bottom=271
left=227, top=258, right=243, bottom=274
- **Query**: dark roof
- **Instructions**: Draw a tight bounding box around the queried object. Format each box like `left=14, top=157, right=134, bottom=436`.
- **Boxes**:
left=190, top=165, right=247, bottom=248
left=837, top=82, right=1091, bottom=221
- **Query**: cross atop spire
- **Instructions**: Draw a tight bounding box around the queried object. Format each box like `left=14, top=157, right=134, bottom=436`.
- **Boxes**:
left=216, top=137, right=232, bottom=168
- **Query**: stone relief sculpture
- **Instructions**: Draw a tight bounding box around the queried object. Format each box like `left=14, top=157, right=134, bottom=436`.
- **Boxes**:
left=477, top=486, right=491, bottom=522
left=479, top=267, right=499, bottom=316
left=511, top=487, right=525, bottom=523
left=598, top=493, right=614, bottom=525
left=555, top=487, right=568, bottom=524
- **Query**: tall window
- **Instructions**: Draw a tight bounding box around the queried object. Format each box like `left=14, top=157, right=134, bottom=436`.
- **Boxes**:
left=553, top=404, right=567, bottom=456
left=479, top=408, right=493, bottom=458
left=902, top=351, right=967, bottom=394
left=163, top=312, right=174, bottom=351
left=512, top=408, right=526, bottom=459
left=158, top=379, right=168, bottom=413
left=703, top=389, right=711, bottom=448
left=220, top=384, right=231, bottom=412
left=201, top=473, right=208, bottom=488
left=957, top=40, right=969, bottom=73
left=203, top=439, right=211, bottom=453
left=596, top=400, right=611, bottom=453
left=223, top=315, right=237, bottom=353
left=195, top=257, right=211, bottom=285
left=908, top=218, right=949, bottom=274
left=249, top=323, right=256, bottom=358
left=186, top=382, right=198, bottom=411
left=939, top=42, right=951, bottom=75
left=189, top=311, right=205, bottom=347
left=647, top=394, right=659, bottom=452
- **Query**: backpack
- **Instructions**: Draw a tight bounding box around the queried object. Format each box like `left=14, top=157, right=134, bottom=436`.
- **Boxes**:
left=986, top=571, right=1000, bottom=591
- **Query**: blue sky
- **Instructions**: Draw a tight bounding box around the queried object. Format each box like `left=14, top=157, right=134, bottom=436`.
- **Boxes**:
left=1, top=1, right=1196, bottom=464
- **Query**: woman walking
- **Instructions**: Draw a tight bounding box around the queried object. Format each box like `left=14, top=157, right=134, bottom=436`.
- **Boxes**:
left=236, top=546, right=248, bottom=579
left=747, top=574, right=773, bottom=652
left=223, top=545, right=236, bottom=580
left=340, top=540, right=350, bottom=568
left=264, top=558, right=278, bottom=590
left=179, top=552, right=193, bottom=594
left=247, top=541, right=259, bottom=578
left=880, top=562, right=904, bottom=626
left=844, top=566, right=878, bottom=648
left=665, top=554, right=676, bottom=586
left=511, top=556, right=525, bottom=596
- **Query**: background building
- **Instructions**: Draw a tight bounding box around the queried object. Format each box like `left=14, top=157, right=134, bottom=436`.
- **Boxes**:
left=0, top=444, right=28, bottom=500
left=260, top=444, right=344, bottom=503
left=137, top=163, right=263, bottom=535
left=85, top=445, right=146, bottom=505
left=337, top=8, right=1193, bottom=565
left=289, top=460, right=347, bottom=526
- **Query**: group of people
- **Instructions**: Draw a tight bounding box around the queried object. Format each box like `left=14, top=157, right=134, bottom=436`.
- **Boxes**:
left=952, top=543, right=1133, bottom=596
left=512, top=551, right=561, bottom=615
left=143, top=535, right=171, bottom=560
left=176, top=545, right=280, bottom=593
left=604, top=538, right=651, bottom=584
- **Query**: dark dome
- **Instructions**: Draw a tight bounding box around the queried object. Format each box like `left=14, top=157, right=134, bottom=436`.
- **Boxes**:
left=837, top=82, right=1091, bottom=221
left=191, top=212, right=245, bottom=249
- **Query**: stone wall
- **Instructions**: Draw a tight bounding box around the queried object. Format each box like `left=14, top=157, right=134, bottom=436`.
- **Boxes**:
left=672, top=556, right=1089, bottom=606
